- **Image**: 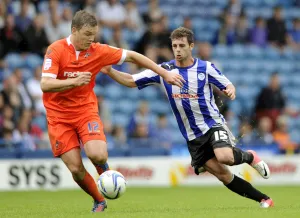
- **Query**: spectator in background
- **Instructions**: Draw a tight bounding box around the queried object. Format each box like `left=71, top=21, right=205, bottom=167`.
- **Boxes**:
left=59, top=7, right=73, bottom=38
left=81, top=0, right=97, bottom=15
left=135, top=16, right=172, bottom=63
left=96, top=0, right=126, bottom=29
left=142, top=0, right=163, bottom=25
left=153, top=113, right=172, bottom=149
left=0, top=75, right=24, bottom=125
left=287, top=18, right=300, bottom=50
left=124, top=0, right=144, bottom=32
left=252, top=117, right=274, bottom=145
left=26, top=66, right=45, bottom=114
left=25, top=14, right=49, bottom=57
left=12, top=110, right=36, bottom=151
left=250, top=17, right=267, bottom=47
left=224, top=0, right=244, bottom=26
left=237, top=120, right=254, bottom=145
left=213, top=13, right=236, bottom=45
left=0, top=105, right=15, bottom=139
left=108, top=27, right=129, bottom=49
left=0, top=14, right=28, bottom=58
left=15, top=0, right=32, bottom=32
left=254, top=72, right=285, bottom=130
left=45, top=12, right=62, bottom=43
left=273, top=116, right=299, bottom=154
left=96, top=93, right=113, bottom=138
left=267, top=6, right=287, bottom=48
left=235, top=14, right=249, bottom=44
left=0, top=1, right=6, bottom=29
left=128, top=101, right=154, bottom=138
left=111, top=125, right=128, bottom=149
left=13, top=68, right=34, bottom=111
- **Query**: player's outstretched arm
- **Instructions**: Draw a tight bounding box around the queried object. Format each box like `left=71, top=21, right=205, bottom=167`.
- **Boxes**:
left=124, top=50, right=184, bottom=88
left=101, top=66, right=136, bottom=88
left=41, top=73, right=92, bottom=92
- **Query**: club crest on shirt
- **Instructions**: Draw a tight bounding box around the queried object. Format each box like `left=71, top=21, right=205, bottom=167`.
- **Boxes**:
left=198, top=73, right=205, bottom=81
left=84, top=52, right=90, bottom=58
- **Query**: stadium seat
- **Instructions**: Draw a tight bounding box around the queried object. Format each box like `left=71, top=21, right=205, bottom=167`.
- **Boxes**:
left=104, top=84, right=123, bottom=100
left=108, top=148, right=129, bottom=157
left=246, top=45, right=264, bottom=59
left=24, top=54, right=43, bottom=70
left=116, top=99, right=137, bottom=115
left=112, top=113, right=130, bottom=127
left=21, top=150, right=53, bottom=159
left=128, top=147, right=170, bottom=156
left=0, top=147, right=17, bottom=159
left=213, top=45, right=229, bottom=58
left=230, top=44, right=246, bottom=59
left=5, top=53, right=25, bottom=69
left=139, top=86, right=158, bottom=100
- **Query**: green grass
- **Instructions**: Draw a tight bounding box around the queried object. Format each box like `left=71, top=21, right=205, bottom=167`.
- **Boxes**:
left=0, top=186, right=299, bottom=218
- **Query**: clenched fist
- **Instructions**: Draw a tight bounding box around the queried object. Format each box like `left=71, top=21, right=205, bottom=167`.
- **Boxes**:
left=73, top=72, right=92, bottom=86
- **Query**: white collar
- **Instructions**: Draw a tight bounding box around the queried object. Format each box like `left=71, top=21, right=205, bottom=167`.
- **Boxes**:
left=66, top=35, right=72, bottom=45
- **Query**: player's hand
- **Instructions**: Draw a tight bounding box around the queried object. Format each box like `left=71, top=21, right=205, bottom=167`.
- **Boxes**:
left=223, top=84, right=236, bottom=100
left=73, top=72, right=92, bottom=86
left=163, top=70, right=185, bottom=88
left=101, top=65, right=112, bottom=75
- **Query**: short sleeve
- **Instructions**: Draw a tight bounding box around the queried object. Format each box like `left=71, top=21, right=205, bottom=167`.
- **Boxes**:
left=98, top=44, right=127, bottom=66
left=207, top=62, right=231, bottom=91
left=41, top=45, right=62, bottom=79
left=132, top=69, right=161, bottom=90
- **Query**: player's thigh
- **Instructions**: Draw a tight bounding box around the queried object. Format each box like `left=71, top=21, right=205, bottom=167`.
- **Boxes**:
left=204, top=157, right=232, bottom=184
left=209, top=127, right=234, bottom=164
left=77, top=114, right=106, bottom=144
left=84, top=140, right=108, bottom=163
left=47, top=121, right=81, bottom=157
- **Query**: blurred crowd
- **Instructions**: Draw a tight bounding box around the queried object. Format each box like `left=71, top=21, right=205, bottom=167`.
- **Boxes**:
left=0, top=0, right=300, bottom=156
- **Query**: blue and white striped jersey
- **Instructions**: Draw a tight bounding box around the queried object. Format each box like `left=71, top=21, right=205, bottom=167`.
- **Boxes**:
left=132, top=58, right=232, bottom=141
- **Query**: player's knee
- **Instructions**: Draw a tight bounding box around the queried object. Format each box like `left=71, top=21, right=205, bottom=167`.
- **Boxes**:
left=68, top=164, right=85, bottom=176
left=215, top=171, right=232, bottom=184
left=216, top=154, right=234, bottom=166
left=88, top=152, right=108, bottom=164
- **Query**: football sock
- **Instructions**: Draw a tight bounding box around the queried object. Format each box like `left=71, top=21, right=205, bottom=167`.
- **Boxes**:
left=73, top=170, right=105, bottom=202
left=232, top=147, right=254, bottom=165
left=93, top=162, right=110, bottom=175
left=226, top=175, right=269, bottom=202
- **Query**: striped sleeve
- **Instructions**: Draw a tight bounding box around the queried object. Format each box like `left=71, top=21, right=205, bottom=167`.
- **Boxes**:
left=207, top=62, right=231, bottom=91
left=132, top=68, right=161, bottom=90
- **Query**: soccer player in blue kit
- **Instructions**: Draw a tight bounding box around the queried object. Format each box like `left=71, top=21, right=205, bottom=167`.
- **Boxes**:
left=101, top=27, right=274, bottom=208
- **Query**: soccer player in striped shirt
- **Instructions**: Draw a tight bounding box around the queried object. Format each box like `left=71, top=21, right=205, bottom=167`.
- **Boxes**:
left=102, top=27, right=274, bottom=208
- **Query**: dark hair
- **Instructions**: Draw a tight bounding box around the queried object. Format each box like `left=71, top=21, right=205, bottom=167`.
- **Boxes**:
left=170, top=27, right=194, bottom=45
left=71, top=10, right=97, bottom=30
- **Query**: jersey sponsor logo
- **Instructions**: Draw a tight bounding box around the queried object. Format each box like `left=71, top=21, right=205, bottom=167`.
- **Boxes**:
left=198, top=72, right=205, bottom=80
left=172, top=88, right=199, bottom=99
left=63, top=71, right=91, bottom=78
left=43, top=58, right=52, bottom=70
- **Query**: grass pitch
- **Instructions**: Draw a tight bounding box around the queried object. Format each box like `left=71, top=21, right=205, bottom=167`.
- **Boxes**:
left=0, top=186, right=299, bottom=218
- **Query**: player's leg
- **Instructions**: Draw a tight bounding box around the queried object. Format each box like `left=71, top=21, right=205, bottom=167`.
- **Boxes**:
left=203, top=157, right=274, bottom=208
left=84, top=139, right=110, bottom=175
left=78, top=114, right=110, bottom=176
left=211, top=126, right=270, bottom=179
left=47, top=120, right=106, bottom=212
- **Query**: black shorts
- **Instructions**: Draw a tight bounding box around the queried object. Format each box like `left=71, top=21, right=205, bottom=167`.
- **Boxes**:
left=187, top=126, right=233, bottom=168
